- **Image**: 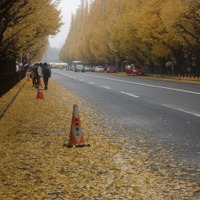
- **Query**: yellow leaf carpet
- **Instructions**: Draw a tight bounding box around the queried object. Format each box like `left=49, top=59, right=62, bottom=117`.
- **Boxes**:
left=0, top=78, right=199, bottom=199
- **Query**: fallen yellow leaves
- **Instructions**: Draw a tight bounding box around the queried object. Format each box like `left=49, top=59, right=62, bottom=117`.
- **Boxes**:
left=0, top=78, right=199, bottom=199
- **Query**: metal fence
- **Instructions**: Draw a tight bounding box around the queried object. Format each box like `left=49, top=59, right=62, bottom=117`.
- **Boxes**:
left=145, top=71, right=200, bottom=79
left=0, top=71, right=26, bottom=98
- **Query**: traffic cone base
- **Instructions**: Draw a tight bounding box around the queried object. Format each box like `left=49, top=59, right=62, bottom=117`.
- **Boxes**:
left=65, top=143, right=90, bottom=148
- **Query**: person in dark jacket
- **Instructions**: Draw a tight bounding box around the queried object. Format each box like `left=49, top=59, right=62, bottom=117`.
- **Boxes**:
left=42, top=63, right=51, bottom=90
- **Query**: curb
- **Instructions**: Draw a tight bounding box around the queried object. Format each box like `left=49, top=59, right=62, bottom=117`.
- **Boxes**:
left=0, top=80, right=27, bottom=119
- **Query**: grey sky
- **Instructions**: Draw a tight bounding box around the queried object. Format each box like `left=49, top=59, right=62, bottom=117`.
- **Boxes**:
left=49, top=0, right=81, bottom=48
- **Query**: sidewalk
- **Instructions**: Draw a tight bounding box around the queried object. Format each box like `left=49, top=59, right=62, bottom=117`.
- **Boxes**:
left=0, top=78, right=199, bottom=199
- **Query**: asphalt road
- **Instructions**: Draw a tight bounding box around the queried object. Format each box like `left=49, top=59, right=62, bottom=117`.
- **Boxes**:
left=52, top=70, right=200, bottom=165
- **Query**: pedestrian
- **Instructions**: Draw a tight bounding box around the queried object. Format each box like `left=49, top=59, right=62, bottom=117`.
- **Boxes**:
left=30, top=67, right=35, bottom=87
left=166, top=60, right=174, bottom=76
left=32, top=64, right=40, bottom=88
left=26, top=69, right=31, bottom=81
left=42, top=62, right=51, bottom=90
left=37, top=63, right=43, bottom=87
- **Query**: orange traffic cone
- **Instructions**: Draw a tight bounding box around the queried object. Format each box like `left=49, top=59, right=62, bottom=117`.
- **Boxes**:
left=36, top=81, right=44, bottom=99
left=26, top=71, right=31, bottom=81
left=66, top=104, right=90, bottom=147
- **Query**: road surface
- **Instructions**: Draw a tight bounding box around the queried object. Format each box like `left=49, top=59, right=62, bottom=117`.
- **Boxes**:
left=52, top=70, right=200, bottom=165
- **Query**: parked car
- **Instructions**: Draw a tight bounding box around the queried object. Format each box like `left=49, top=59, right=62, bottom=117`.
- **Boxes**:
left=106, top=66, right=117, bottom=73
left=94, top=66, right=105, bottom=72
left=125, top=64, right=145, bottom=76
left=72, top=61, right=84, bottom=72
left=84, top=65, right=93, bottom=72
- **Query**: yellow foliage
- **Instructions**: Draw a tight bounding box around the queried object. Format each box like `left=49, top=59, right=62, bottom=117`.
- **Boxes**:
left=60, top=0, right=200, bottom=67
left=0, top=0, right=62, bottom=60
left=0, top=78, right=199, bottom=199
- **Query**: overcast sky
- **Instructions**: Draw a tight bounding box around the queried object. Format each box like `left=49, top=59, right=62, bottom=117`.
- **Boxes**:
left=49, top=0, right=82, bottom=48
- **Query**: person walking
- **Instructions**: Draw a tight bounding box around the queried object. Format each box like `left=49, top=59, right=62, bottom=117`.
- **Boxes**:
left=35, top=63, right=42, bottom=88
left=31, top=64, right=39, bottom=87
left=42, top=63, right=51, bottom=90
left=166, top=60, right=174, bottom=76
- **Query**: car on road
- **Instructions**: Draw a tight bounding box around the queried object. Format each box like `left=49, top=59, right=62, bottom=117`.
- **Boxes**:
left=106, top=66, right=117, bottom=73
left=72, top=61, right=85, bottom=72
left=75, top=63, right=85, bottom=72
left=94, top=66, right=105, bottom=72
left=125, top=64, right=145, bottom=76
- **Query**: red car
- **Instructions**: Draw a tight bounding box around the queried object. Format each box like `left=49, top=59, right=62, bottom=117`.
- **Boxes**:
left=125, top=64, right=145, bottom=76
left=106, top=66, right=117, bottom=73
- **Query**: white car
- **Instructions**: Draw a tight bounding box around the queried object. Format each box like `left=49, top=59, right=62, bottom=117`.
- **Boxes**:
left=84, top=65, right=92, bottom=72
left=95, top=66, right=104, bottom=72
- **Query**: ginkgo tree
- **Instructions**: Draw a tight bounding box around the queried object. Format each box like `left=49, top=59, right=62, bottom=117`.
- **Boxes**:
left=88, top=0, right=119, bottom=64
left=163, top=0, right=200, bottom=72
left=60, top=0, right=121, bottom=65
left=133, top=0, right=173, bottom=72
left=0, top=0, right=62, bottom=65
left=111, top=0, right=150, bottom=63
left=60, top=0, right=200, bottom=75
left=133, top=0, right=200, bottom=73
left=60, top=2, right=86, bottom=63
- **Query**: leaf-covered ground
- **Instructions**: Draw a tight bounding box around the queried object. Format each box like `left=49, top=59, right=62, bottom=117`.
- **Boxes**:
left=0, top=79, right=199, bottom=200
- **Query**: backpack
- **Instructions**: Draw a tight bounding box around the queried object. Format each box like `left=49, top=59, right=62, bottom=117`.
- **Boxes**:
left=43, top=67, right=51, bottom=77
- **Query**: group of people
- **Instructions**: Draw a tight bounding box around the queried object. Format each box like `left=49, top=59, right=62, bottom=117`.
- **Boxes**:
left=29, top=62, right=51, bottom=90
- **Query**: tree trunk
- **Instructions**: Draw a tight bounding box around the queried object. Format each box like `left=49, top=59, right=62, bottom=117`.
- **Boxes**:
left=171, top=47, right=185, bottom=76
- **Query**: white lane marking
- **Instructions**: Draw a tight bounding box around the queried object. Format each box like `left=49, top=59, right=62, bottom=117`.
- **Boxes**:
left=79, top=79, right=84, bottom=81
left=101, top=86, right=111, bottom=89
left=87, top=82, right=95, bottom=85
left=84, top=74, right=200, bottom=95
left=120, top=91, right=139, bottom=98
left=162, top=104, right=200, bottom=117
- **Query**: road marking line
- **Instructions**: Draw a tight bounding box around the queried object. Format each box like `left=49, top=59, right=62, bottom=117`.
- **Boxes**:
left=162, top=104, right=200, bottom=117
left=120, top=91, right=139, bottom=98
left=101, top=86, right=111, bottom=89
left=84, top=74, right=200, bottom=95
left=88, top=82, right=95, bottom=85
